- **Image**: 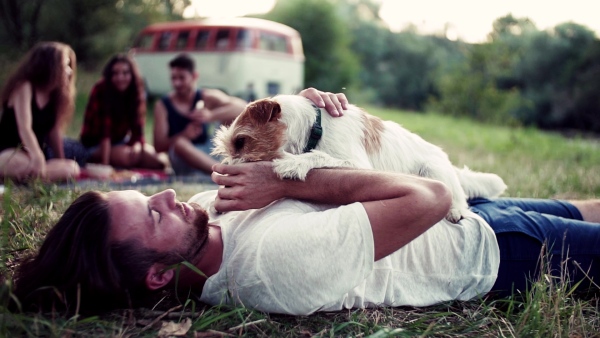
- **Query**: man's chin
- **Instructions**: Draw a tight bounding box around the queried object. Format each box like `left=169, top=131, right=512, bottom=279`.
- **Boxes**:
left=191, top=203, right=209, bottom=230
left=181, top=204, right=210, bottom=262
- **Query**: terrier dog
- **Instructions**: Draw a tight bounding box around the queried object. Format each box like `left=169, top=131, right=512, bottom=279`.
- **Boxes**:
left=212, top=95, right=507, bottom=222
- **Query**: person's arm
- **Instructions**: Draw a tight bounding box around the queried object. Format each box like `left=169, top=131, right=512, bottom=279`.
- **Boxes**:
left=153, top=99, right=203, bottom=153
left=99, top=137, right=111, bottom=165
left=198, top=88, right=350, bottom=125
left=11, top=82, right=47, bottom=177
left=211, top=162, right=451, bottom=260
left=129, top=91, right=146, bottom=146
left=153, top=100, right=171, bottom=153
left=47, top=124, right=65, bottom=159
left=198, top=88, right=247, bottom=125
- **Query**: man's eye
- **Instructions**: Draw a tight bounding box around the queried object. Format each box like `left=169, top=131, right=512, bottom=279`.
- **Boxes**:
left=152, top=209, right=162, bottom=223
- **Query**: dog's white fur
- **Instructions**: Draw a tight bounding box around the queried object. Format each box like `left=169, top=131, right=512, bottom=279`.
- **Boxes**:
left=213, top=95, right=507, bottom=222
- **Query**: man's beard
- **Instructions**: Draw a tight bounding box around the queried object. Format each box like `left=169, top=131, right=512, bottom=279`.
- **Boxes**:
left=175, top=86, right=193, bottom=99
left=179, top=203, right=209, bottom=262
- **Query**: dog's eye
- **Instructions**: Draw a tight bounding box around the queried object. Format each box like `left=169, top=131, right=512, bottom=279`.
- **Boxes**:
left=234, top=137, right=245, bottom=150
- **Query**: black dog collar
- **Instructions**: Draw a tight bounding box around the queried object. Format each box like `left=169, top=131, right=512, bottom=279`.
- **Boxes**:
left=303, top=104, right=323, bottom=153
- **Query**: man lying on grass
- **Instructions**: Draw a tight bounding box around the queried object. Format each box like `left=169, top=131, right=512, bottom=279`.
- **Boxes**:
left=12, top=161, right=600, bottom=315
left=11, top=91, right=600, bottom=315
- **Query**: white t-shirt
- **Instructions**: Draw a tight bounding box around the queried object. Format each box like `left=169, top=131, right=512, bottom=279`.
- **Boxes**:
left=190, top=191, right=500, bottom=315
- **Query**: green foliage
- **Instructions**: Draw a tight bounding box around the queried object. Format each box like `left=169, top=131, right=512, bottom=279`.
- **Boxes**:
left=262, top=0, right=359, bottom=92
left=0, top=0, right=190, bottom=67
left=368, top=106, right=600, bottom=199
left=429, top=14, right=600, bottom=132
left=428, top=43, right=527, bottom=124
left=513, top=23, right=598, bottom=129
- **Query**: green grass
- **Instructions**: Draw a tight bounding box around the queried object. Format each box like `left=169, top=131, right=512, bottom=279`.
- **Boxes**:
left=1, top=100, right=599, bottom=336
left=371, top=106, right=600, bottom=200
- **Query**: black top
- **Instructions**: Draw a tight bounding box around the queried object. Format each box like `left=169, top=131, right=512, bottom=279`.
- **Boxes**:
left=161, top=89, right=208, bottom=145
left=0, top=90, right=57, bottom=152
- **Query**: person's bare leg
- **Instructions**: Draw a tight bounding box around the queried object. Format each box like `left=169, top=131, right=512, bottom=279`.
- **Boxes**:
left=173, top=137, right=217, bottom=174
left=0, top=149, right=79, bottom=182
left=138, top=144, right=167, bottom=170
left=45, top=159, right=80, bottom=181
left=109, top=144, right=166, bottom=170
left=0, top=149, right=32, bottom=181
left=569, top=200, right=600, bottom=223
left=110, top=145, right=141, bottom=168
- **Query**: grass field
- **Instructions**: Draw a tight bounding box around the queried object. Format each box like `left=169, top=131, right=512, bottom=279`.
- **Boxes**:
left=1, top=95, right=599, bottom=336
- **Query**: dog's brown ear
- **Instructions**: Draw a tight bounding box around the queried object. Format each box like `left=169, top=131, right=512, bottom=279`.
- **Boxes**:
left=247, top=99, right=282, bottom=125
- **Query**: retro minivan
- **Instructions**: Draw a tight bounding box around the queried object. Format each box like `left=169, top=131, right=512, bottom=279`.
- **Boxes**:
left=130, top=17, right=305, bottom=99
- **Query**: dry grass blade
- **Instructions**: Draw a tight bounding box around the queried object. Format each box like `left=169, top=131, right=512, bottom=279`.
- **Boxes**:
left=140, top=304, right=182, bottom=332
left=227, top=318, right=266, bottom=332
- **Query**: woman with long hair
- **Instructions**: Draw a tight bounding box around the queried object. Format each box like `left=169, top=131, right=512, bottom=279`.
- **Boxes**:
left=80, top=54, right=165, bottom=169
left=0, top=42, right=81, bottom=181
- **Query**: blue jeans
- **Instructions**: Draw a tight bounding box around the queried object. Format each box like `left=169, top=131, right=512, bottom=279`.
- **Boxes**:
left=469, top=198, right=600, bottom=296
left=168, top=140, right=219, bottom=176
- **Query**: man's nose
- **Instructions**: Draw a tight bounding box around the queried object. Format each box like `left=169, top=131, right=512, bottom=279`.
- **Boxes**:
left=151, top=189, right=177, bottom=209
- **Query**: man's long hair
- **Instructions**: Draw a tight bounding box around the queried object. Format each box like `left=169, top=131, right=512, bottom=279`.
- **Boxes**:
left=0, top=41, right=76, bottom=130
left=12, top=191, right=162, bottom=314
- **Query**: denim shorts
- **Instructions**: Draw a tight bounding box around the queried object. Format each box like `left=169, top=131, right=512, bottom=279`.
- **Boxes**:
left=469, top=198, right=600, bottom=296
left=168, top=139, right=220, bottom=176
left=84, top=136, right=129, bottom=158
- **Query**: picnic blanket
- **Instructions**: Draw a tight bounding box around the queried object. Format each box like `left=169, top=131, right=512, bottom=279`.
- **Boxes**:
left=68, top=166, right=216, bottom=189
left=78, top=167, right=171, bottom=184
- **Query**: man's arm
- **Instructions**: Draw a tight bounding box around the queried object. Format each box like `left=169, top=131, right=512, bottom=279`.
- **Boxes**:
left=211, top=162, right=451, bottom=260
left=199, top=88, right=351, bottom=125
left=297, top=87, right=348, bottom=117
left=200, top=88, right=247, bottom=125
left=153, top=100, right=171, bottom=153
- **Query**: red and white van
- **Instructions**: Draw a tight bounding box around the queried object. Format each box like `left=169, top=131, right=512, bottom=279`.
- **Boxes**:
left=130, top=17, right=305, bottom=99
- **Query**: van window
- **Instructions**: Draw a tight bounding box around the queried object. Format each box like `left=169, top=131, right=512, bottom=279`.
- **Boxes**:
left=259, top=32, right=287, bottom=53
left=135, top=33, right=154, bottom=50
left=236, top=29, right=252, bottom=49
left=215, top=29, right=231, bottom=49
left=195, top=30, right=210, bottom=50
left=158, top=31, right=172, bottom=51
left=267, top=81, right=280, bottom=96
left=175, top=31, right=190, bottom=50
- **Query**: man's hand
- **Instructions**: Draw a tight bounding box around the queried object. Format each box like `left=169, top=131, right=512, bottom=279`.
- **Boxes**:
left=187, top=109, right=207, bottom=123
left=181, top=122, right=204, bottom=140
left=211, top=162, right=284, bottom=212
left=192, top=107, right=218, bottom=123
left=298, top=88, right=349, bottom=117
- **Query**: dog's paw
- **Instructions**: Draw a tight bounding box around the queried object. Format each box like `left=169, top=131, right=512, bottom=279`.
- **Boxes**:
left=445, top=207, right=465, bottom=223
left=273, top=157, right=310, bottom=180
left=273, top=151, right=353, bottom=181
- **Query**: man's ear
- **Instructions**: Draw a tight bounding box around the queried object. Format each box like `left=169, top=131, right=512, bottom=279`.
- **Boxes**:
left=145, top=264, right=175, bottom=291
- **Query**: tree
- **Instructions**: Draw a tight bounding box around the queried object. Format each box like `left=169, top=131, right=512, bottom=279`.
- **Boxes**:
left=262, top=0, right=359, bottom=92
left=487, top=14, right=536, bottom=42
left=513, top=22, right=597, bottom=128
left=0, top=0, right=190, bottom=65
left=0, top=0, right=47, bottom=51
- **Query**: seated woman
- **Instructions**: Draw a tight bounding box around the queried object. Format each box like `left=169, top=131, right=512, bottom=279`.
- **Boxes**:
left=80, top=54, right=165, bottom=169
left=0, top=42, right=81, bottom=182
